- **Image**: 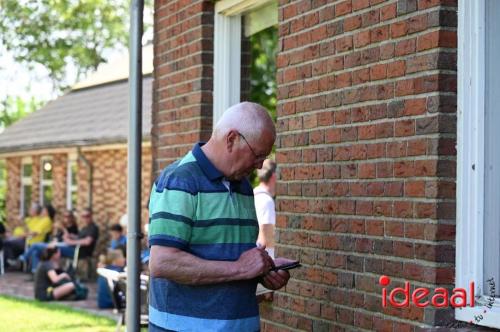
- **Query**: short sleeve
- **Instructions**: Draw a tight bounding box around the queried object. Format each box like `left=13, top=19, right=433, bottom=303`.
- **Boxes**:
left=254, top=194, right=276, bottom=225
left=148, top=182, right=196, bottom=250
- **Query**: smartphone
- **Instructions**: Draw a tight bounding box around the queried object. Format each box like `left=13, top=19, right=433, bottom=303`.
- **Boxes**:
left=271, top=261, right=301, bottom=271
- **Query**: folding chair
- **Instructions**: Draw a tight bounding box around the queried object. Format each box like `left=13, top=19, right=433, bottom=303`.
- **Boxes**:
left=97, top=268, right=149, bottom=331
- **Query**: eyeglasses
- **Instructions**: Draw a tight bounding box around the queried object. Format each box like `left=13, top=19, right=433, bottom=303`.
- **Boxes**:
left=238, top=132, right=268, bottom=162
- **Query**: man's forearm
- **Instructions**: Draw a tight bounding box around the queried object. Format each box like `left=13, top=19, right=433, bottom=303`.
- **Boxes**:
left=150, top=246, right=272, bottom=285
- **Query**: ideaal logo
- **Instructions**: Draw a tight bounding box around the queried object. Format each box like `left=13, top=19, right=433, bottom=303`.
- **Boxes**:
left=469, top=277, right=495, bottom=325
left=378, top=275, right=475, bottom=308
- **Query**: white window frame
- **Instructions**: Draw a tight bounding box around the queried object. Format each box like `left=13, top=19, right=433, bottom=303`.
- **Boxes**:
left=20, top=157, right=33, bottom=217
left=66, top=153, right=78, bottom=210
left=39, top=156, right=53, bottom=206
left=456, top=0, right=500, bottom=328
left=213, top=0, right=277, bottom=125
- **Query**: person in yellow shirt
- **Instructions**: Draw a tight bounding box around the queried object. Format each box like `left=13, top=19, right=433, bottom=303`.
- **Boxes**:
left=26, top=205, right=54, bottom=245
left=3, top=203, right=54, bottom=270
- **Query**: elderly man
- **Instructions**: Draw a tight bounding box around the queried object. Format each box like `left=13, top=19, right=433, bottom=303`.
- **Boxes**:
left=148, top=102, right=294, bottom=332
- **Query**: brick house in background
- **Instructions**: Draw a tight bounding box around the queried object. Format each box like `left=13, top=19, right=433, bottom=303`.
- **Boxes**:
left=152, top=0, right=500, bottom=331
left=0, top=47, right=154, bottom=255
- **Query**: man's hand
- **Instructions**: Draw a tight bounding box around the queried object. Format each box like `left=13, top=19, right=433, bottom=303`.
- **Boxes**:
left=260, top=257, right=295, bottom=290
left=261, top=270, right=290, bottom=290
left=234, top=246, right=275, bottom=279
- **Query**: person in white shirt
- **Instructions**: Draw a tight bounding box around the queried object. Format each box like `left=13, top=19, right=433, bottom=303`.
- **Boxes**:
left=253, top=159, right=276, bottom=258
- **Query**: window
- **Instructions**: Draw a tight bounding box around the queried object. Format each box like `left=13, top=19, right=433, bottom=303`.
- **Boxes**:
left=213, top=0, right=277, bottom=124
left=40, top=157, right=53, bottom=206
left=20, top=158, right=32, bottom=217
left=456, top=0, right=500, bottom=328
left=67, top=156, right=78, bottom=210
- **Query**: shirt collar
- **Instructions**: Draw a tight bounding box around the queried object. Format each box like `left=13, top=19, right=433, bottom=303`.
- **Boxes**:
left=192, top=142, right=224, bottom=181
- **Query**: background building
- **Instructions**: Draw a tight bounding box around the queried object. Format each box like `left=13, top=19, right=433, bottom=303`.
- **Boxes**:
left=150, top=0, right=500, bottom=331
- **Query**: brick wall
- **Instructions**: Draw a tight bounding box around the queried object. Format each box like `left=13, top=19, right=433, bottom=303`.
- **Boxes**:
left=4, top=146, right=152, bottom=257
left=258, top=0, right=458, bottom=330
left=6, top=157, right=21, bottom=227
left=76, top=147, right=152, bottom=254
left=152, top=0, right=215, bottom=174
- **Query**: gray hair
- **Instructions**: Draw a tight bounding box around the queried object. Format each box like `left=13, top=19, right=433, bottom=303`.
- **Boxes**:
left=213, top=102, right=275, bottom=143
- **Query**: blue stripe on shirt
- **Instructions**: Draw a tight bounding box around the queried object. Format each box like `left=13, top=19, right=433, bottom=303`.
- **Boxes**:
left=149, top=277, right=258, bottom=319
left=149, top=306, right=260, bottom=332
left=188, top=243, right=256, bottom=261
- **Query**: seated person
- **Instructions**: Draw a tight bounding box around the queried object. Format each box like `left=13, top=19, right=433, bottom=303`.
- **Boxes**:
left=109, top=224, right=126, bottom=250
left=4, top=203, right=53, bottom=268
left=34, top=247, right=75, bottom=301
left=20, top=210, right=79, bottom=274
left=97, top=249, right=126, bottom=309
left=56, top=207, right=99, bottom=259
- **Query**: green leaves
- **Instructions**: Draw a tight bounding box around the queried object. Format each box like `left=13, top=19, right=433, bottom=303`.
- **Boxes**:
left=0, top=0, right=129, bottom=91
left=250, top=26, right=278, bottom=123
left=0, top=96, right=42, bottom=130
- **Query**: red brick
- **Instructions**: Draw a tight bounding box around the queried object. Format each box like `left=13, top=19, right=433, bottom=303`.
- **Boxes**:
left=387, top=60, right=406, bottom=78
left=370, top=25, right=389, bottom=43
left=394, top=161, right=414, bottom=177
left=397, top=40, right=416, bottom=57
left=335, top=72, right=352, bottom=88
left=352, top=68, right=370, bottom=85
left=380, top=3, right=397, bottom=20
left=395, top=119, right=415, bottom=136
left=352, top=0, right=370, bottom=11
left=359, top=163, right=376, bottom=179
left=391, top=21, right=408, bottom=38
left=336, top=35, right=354, bottom=52
left=335, top=0, right=352, bottom=16
left=358, top=124, right=376, bottom=140
left=405, top=180, right=426, bottom=197
left=354, top=30, right=371, bottom=48
left=370, top=63, right=386, bottom=80
left=344, top=15, right=362, bottom=31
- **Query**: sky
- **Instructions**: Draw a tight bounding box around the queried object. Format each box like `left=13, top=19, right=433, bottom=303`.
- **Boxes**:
left=0, top=45, right=58, bottom=102
left=0, top=6, right=154, bottom=106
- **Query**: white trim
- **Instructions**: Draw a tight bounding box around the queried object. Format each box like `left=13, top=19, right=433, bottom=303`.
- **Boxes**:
left=20, top=158, right=33, bottom=217
left=216, top=0, right=272, bottom=16
left=21, top=156, right=32, bottom=164
left=213, top=6, right=241, bottom=126
left=243, top=1, right=278, bottom=37
left=39, top=156, right=53, bottom=205
left=66, top=159, right=78, bottom=210
left=456, top=0, right=500, bottom=328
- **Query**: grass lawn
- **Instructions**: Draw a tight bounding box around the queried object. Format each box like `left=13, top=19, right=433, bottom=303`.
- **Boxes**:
left=0, top=295, right=117, bottom=332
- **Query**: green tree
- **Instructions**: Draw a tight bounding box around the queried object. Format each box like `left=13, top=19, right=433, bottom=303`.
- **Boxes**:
left=0, top=96, right=42, bottom=131
left=0, top=0, right=129, bottom=90
left=250, top=26, right=278, bottom=122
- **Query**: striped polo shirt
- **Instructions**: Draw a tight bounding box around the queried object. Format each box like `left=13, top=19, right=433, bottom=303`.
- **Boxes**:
left=148, top=142, right=260, bottom=332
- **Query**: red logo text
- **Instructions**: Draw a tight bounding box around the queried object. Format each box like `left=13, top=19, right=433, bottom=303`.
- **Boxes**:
left=379, top=275, right=475, bottom=308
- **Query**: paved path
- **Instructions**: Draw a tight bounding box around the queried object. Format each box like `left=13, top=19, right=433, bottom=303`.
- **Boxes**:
left=0, top=271, right=116, bottom=321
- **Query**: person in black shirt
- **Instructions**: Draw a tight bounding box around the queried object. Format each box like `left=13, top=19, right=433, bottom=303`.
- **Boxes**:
left=56, top=207, right=99, bottom=259
left=34, top=247, right=75, bottom=301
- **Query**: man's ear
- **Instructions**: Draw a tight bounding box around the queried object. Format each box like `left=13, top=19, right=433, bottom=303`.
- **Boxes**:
left=226, top=130, right=239, bottom=153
